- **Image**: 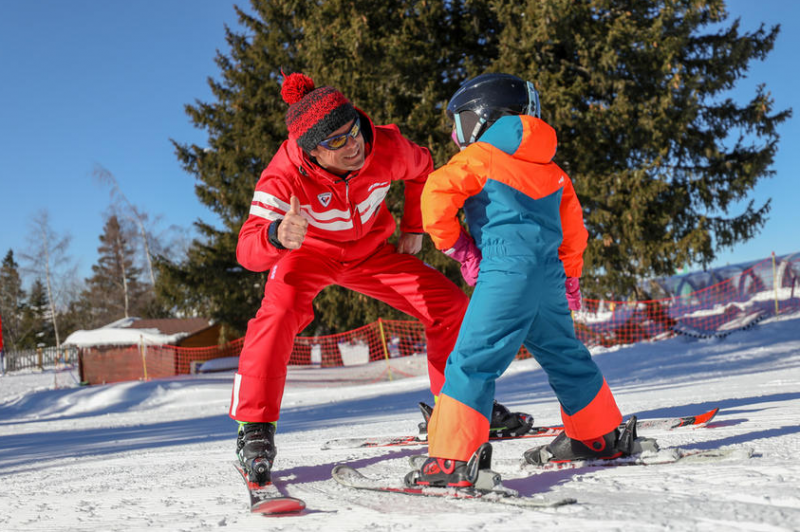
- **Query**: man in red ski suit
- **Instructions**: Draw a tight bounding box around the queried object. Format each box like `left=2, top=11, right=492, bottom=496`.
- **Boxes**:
left=230, top=72, right=469, bottom=484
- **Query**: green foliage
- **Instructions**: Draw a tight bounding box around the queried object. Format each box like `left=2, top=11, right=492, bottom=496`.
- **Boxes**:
left=163, top=0, right=788, bottom=335
left=19, top=278, right=54, bottom=348
left=158, top=2, right=297, bottom=337
left=0, top=250, right=26, bottom=350
left=1, top=250, right=69, bottom=349
left=492, top=0, right=790, bottom=297
left=161, top=0, right=477, bottom=335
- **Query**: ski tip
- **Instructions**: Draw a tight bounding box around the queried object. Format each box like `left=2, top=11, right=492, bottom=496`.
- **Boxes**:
left=331, top=464, right=363, bottom=489
left=558, top=497, right=578, bottom=507
left=698, top=407, right=720, bottom=425
left=331, top=464, right=360, bottom=478
left=676, top=407, right=720, bottom=427
left=252, top=497, right=306, bottom=515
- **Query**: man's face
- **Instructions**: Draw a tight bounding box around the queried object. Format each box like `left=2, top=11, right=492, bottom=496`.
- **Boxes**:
left=309, top=118, right=365, bottom=175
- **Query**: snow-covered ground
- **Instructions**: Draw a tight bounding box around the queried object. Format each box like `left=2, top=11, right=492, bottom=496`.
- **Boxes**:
left=1, top=313, right=799, bottom=531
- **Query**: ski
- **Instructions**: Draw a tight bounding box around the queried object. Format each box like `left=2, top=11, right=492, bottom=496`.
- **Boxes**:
left=321, top=407, right=719, bottom=450
left=331, top=464, right=577, bottom=509
left=408, top=445, right=752, bottom=472
left=233, top=462, right=306, bottom=515
left=529, top=446, right=752, bottom=470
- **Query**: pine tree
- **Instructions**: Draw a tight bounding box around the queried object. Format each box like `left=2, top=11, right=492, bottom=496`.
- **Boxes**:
left=81, top=215, right=148, bottom=328
left=93, top=166, right=161, bottom=288
left=278, top=0, right=497, bottom=332
left=491, top=0, right=790, bottom=297
left=165, top=0, right=789, bottom=335
left=161, top=0, right=479, bottom=335
left=0, top=250, right=26, bottom=351
left=158, top=1, right=295, bottom=336
left=18, top=278, right=53, bottom=348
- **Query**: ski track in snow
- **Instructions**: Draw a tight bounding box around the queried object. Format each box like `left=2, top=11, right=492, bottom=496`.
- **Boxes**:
left=1, top=313, right=800, bottom=531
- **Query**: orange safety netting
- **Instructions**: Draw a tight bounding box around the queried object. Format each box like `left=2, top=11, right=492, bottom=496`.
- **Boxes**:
left=81, top=254, right=799, bottom=385
left=576, top=255, right=799, bottom=347
left=157, top=319, right=428, bottom=372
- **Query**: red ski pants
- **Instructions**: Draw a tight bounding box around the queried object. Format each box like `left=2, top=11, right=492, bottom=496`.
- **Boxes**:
left=229, top=242, right=468, bottom=422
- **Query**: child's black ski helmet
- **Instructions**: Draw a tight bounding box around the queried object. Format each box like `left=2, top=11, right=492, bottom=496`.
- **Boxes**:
left=447, top=73, right=540, bottom=147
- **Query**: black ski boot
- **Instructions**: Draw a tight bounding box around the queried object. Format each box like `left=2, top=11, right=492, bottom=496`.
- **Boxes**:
left=489, top=400, right=534, bottom=437
left=417, top=402, right=434, bottom=440
left=417, top=400, right=533, bottom=439
left=406, top=442, right=500, bottom=490
left=524, top=416, right=657, bottom=465
left=236, top=422, right=277, bottom=485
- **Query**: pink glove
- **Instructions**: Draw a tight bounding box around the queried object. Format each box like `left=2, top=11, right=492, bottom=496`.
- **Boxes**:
left=565, top=277, right=581, bottom=311
left=444, top=231, right=481, bottom=286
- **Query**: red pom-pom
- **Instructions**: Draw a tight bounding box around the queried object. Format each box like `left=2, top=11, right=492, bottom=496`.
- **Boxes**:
left=281, top=73, right=315, bottom=105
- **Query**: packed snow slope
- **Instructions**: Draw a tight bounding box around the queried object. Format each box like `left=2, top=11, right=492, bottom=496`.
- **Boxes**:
left=1, top=313, right=799, bottom=531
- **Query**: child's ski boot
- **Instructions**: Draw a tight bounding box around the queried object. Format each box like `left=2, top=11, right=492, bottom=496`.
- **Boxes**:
left=524, top=416, right=658, bottom=465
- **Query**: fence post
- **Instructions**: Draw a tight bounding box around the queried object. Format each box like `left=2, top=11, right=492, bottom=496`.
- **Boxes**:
left=37, top=348, right=43, bottom=370
left=78, top=348, right=85, bottom=384
left=377, top=319, right=394, bottom=381
left=140, top=335, right=149, bottom=381
left=772, top=252, right=780, bottom=318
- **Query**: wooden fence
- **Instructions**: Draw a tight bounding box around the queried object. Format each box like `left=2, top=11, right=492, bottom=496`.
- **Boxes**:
left=2, top=345, right=79, bottom=373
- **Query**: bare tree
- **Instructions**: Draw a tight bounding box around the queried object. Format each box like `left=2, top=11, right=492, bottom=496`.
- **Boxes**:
left=20, top=210, right=76, bottom=347
left=93, top=165, right=157, bottom=286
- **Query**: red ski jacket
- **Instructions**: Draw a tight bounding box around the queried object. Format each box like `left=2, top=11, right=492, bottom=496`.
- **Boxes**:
left=237, top=110, right=433, bottom=272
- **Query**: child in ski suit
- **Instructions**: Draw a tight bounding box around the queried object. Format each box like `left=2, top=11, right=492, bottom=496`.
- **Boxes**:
left=414, top=73, right=628, bottom=487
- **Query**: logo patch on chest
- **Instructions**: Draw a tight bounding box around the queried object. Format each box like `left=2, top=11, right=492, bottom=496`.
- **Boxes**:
left=317, top=192, right=332, bottom=207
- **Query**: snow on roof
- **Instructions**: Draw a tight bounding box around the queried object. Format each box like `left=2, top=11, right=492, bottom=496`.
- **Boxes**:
left=63, top=317, right=213, bottom=348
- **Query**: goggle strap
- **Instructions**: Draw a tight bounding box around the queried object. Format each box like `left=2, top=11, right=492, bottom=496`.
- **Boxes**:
left=469, top=117, right=486, bottom=145
left=526, top=81, right=541, bottom=118
left=454, top=113, right=487, bottom=146
left=455, top=113, right=467, bottom=145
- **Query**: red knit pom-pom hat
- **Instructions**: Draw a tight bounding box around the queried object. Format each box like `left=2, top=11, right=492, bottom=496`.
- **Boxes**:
left=281, top=72, right=357, bottom=152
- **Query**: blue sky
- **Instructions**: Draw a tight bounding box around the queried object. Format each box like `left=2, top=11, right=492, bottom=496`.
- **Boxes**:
left=1, top=0, right=797, bottom=286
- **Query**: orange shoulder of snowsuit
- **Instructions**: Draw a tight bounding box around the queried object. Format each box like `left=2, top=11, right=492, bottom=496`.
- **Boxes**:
left=421, top=115, right=587, bottom=278
left=420, top=156, right=487, bottom=251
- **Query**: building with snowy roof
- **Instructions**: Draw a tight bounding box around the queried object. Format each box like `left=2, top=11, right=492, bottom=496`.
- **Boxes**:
left=64, top=317, right=221, bottom=385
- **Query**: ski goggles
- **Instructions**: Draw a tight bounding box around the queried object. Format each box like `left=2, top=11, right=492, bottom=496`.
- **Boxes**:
left=318, top=117, right=361, bottom=150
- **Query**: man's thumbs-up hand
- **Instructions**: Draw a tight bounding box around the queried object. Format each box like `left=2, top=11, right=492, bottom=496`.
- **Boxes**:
left=277, top=195, right=308, bottom=249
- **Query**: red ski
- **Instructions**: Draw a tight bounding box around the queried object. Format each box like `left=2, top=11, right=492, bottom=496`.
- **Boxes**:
left=233, top=463, right=305, bottom=515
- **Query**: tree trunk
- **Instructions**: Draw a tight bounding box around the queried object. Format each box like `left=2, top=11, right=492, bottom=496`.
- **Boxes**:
left=40, top=226, right=60, bottom=347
